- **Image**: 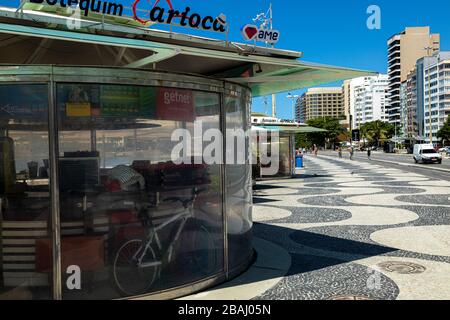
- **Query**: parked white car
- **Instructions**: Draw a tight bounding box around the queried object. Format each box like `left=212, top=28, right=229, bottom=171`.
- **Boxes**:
left=413, top=144, right=442, bottom=164
left=438, top=146, right=450, bottom=155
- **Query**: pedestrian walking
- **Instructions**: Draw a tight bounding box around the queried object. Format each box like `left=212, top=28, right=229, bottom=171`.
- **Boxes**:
left=338, top=146, right=343, bottom=159
left=313, top=144, right=318, bottom=157
left=349, top=146, right=354, bottom=160
left=367, top=148, right=372, bottom=160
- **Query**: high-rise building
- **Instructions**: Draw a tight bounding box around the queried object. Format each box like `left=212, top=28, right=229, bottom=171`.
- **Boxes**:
left=295, top=97, right=302, bottom=122
left=297, top=87, right=344, bottom=123
left=416, top=52, right=450, bottom=143
left=405, top=68, right=418, bottom=138
left=400, top=81, right=408, bottom=135
left=343, top=75, right=390, bottom=130
left=342, top=80, right=352, bottom=129
left=387, top=27, right=440, bottom=128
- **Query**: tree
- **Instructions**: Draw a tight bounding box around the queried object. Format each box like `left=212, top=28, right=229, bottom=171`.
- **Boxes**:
left=438, top=116, right=450, bottom=145
left=306, top=117, right=345, bottom=149
left=295, top=133, right=313, bottom=150
left=359, top=121, right=394, bottom=147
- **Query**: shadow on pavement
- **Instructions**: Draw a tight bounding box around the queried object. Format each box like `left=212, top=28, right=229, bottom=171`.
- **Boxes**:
left=253, top=197, right=281, bottom=204
left=214, top=223, right=399, bottom=291
left=253, top=184, right=286, bottom=190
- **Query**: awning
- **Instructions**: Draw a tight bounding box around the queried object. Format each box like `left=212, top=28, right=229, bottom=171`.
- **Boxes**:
left=225, top=61, right=376, bottom=97
left=253, top=125, right=327, bottom=133
left=0, top=6, right=376, bottom=97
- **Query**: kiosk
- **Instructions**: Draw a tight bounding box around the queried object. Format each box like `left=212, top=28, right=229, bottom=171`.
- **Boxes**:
left=0, top=2, right=372, bottom=299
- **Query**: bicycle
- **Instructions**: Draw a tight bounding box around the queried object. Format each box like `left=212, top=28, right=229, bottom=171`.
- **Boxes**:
left=111, top=188, right=219, bottom=297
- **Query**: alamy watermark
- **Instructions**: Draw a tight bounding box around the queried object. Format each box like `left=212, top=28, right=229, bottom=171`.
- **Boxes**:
left=66, top=265, right=81, bottom=290
left=170, top=120, right=280, bottom=176
left=367, top=5, right=381, bottom=30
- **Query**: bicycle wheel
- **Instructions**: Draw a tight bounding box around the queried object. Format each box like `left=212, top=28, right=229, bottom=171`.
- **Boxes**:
left=191, top=224, right=219, bottom=276
left=113, top=239, right=158, bottom=297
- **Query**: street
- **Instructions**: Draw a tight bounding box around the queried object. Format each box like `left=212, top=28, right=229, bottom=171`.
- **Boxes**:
left=187, top=154, right=450, bottom=300
left=323, top=150, right=450, bottom=181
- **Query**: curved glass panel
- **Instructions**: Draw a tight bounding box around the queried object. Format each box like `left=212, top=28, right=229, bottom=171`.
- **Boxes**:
left=0, top=67, right=254, bottom=300
left=0, top=84, right=52, bottom=300
left=225, top=95, right=253, bottom=269
left=55, top=83, right=224, bottom=299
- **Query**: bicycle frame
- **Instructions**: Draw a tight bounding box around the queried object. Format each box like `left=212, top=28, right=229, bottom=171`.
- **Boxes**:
left=136, top=201, right=195, bottom=269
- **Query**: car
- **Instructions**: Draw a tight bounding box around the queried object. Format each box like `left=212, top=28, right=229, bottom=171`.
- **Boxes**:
left=413, top=144, right=442, bottom=164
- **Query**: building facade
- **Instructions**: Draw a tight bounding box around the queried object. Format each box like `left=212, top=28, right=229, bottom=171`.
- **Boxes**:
left=342, top=80, right=352, bottom=129
left=295, top=98, right=302, bottom=123
left=297, top=87, right=344, bottom=123
left=405, top=68, right=418, bottom=138
left=387, top=27, right=440, bottom=128
left=344, top=75, right=390, bottom=130
left=416, top=52, right=450, bottom=143
left=400, top=81, right=408, bottom=135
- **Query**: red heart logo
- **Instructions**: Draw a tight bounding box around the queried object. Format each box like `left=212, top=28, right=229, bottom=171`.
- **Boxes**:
left=242, top=25, right=258, bottom=40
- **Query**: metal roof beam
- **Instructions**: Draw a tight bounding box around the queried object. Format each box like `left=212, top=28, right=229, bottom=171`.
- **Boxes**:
left=125, top=49, right=180, bottom=68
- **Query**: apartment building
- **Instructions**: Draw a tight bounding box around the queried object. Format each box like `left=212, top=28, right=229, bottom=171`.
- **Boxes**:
left=387, top=27, right=440, bottom=127
left=297, top=88, right=344, bottom=123
left=343, top=75, right=390, bottom=130
left=405, top=68, right=418, bottom=137
left=400, top=82, right=408, bottom=135
left=342, top=80, right=352, bottom=129
left=295, top=98, right=302, bottom=122
left=416, top=52, right=450, bottom=143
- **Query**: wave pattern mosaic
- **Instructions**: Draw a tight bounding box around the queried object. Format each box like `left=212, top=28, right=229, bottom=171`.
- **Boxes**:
left=252, top=156, right=450, bottom=300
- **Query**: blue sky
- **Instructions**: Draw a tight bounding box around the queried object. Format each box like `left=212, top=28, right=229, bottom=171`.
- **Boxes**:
left=2, top=0, right=450, bottom=119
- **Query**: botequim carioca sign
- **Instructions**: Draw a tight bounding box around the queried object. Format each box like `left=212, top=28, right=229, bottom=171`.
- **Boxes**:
left=28, top=0, right=227, bottom=32
left=132, top=0, right=227, bottom=32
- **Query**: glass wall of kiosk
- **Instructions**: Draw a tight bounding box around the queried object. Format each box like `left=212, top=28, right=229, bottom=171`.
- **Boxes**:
left=0, top=66, right=253, bottom=300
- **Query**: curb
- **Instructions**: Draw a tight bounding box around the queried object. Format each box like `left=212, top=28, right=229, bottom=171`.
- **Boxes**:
left=319, top=154, right=450, bottom=174
left=353, top=156, right=450, bottom=174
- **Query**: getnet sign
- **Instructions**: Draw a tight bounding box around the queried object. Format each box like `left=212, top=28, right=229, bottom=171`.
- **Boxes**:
left=28, top=0, right=227, bottom=33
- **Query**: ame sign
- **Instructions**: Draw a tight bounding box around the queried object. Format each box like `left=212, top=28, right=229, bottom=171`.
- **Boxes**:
left=241, top=24, right=280, bottom=44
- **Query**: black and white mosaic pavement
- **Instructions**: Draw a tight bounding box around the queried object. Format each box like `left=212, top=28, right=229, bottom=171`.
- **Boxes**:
left=252, top=155, right=450, bottom=300
left=256, top=254, right=399, bottom=301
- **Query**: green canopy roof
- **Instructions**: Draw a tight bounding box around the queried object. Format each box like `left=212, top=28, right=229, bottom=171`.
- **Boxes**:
left=253, top=125, right=327, bottom=133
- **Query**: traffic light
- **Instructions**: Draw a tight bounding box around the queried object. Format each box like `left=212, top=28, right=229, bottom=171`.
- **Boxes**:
left=352, top=129, right=360, bottom=142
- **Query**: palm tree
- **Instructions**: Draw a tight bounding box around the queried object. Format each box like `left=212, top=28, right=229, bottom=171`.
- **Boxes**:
left=360, top=123, right=370, bottom=148
left=361, top=121, right=394, bottom=147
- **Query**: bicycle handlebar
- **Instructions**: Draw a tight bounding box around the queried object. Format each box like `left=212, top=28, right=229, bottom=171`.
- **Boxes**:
left=162, top=188, right=206, bottom=208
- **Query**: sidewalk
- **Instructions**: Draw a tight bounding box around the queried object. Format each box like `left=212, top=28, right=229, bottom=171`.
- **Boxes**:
left=180, top=238, right=291, bottom=300
left=185, top=156, right=450, bottom=300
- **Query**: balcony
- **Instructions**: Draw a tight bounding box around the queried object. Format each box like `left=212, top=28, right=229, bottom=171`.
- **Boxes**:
left=389, top=74, right=401, bottom=82
left=388, top=47, right=401, bottom=57
left=388, top=56, right=401, bottom=65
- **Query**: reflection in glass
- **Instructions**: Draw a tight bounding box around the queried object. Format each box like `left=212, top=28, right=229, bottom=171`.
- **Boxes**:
left=278, top=136, right=293, bottom=177
left=225, top=95, right=253, bottom=269
left=0, top=84, right=52, bottom=300
left=56, top=83, right=224, bottom=299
